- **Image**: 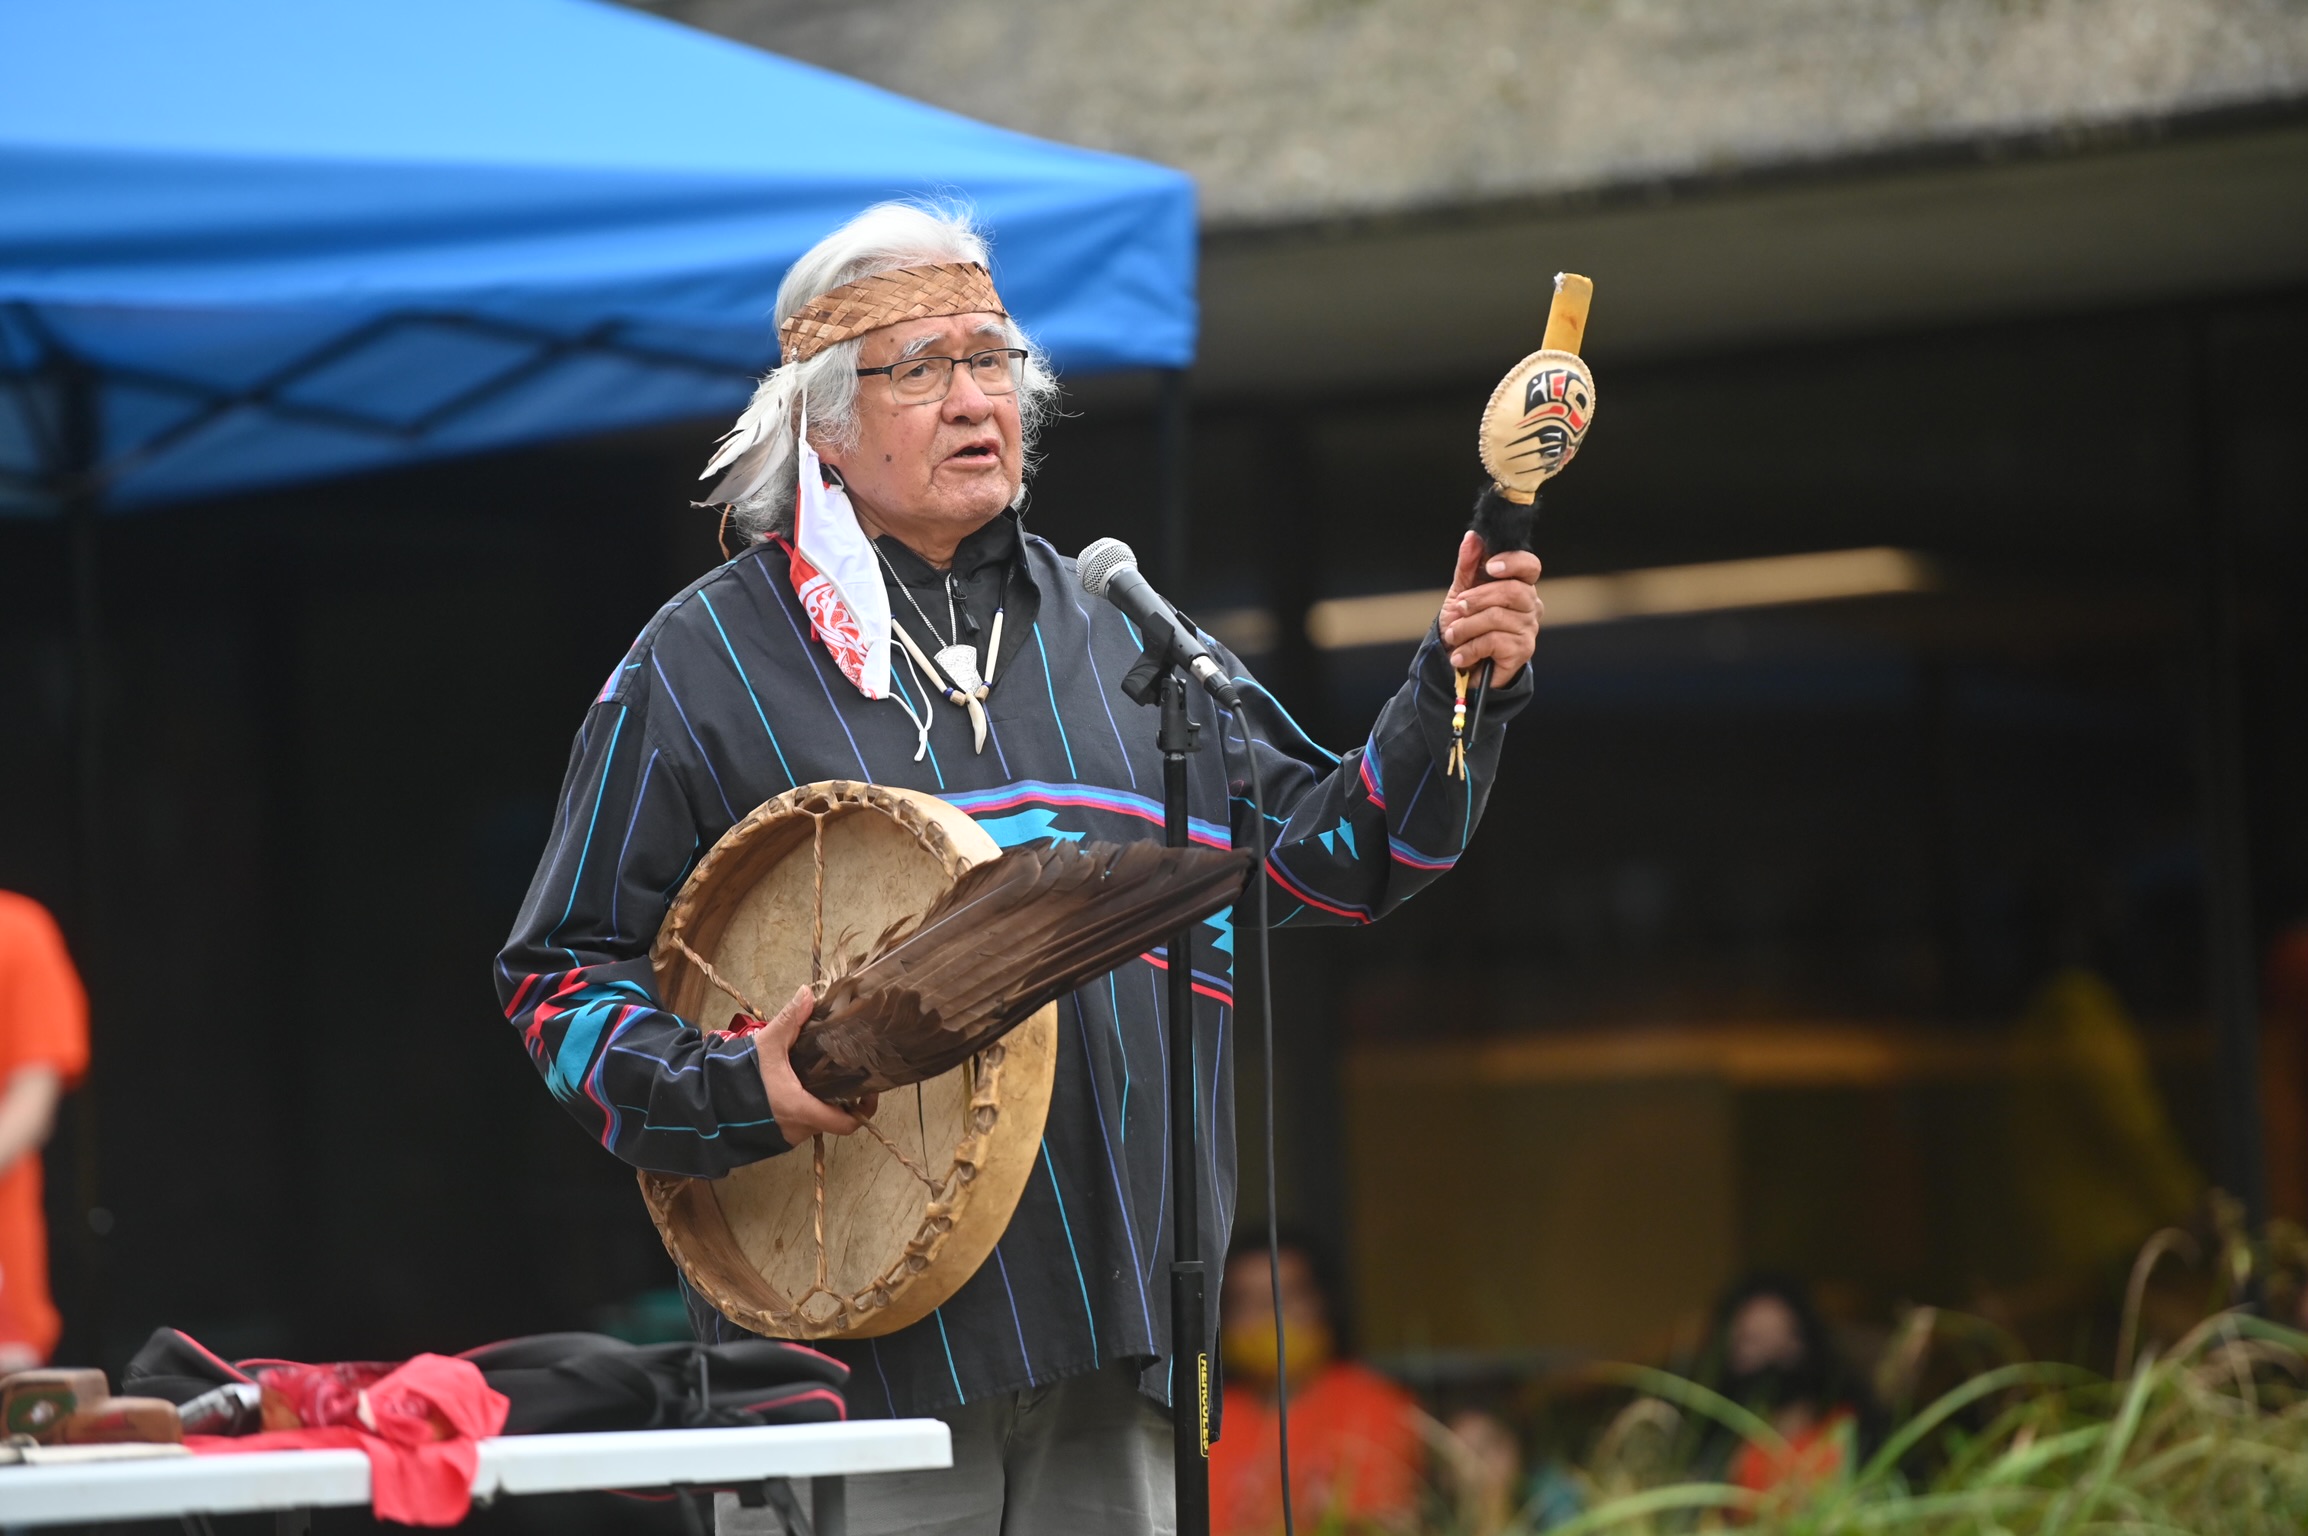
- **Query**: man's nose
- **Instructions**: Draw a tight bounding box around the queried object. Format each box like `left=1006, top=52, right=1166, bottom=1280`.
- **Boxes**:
left=943, top=366, right=995, bottom=419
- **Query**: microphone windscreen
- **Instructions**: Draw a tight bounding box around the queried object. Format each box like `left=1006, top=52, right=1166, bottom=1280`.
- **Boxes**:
left=1077, top=537, right=1139, bottom=598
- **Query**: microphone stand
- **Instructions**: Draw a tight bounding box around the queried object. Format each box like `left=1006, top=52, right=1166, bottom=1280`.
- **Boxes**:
left=1127, top=657, right=1213, bottom=1536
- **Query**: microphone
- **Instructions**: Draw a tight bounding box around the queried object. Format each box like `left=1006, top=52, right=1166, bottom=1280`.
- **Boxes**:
left=1077, top=538, right=1242, bottom=709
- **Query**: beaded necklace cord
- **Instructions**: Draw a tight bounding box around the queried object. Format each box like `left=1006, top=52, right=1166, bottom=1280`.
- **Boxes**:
left=873, top=540, right=1011, bottom=755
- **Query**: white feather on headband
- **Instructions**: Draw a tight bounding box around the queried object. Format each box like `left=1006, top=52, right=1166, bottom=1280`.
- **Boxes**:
left=699, top=368, right=799, bottom=510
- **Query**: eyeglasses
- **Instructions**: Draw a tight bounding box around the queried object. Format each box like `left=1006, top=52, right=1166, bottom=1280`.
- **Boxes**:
left=855, top=347, right=1028, bottom=404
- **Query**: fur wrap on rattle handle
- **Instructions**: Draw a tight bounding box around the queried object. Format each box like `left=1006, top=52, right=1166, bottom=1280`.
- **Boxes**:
left=1450, top=273, right=1598, bottom=777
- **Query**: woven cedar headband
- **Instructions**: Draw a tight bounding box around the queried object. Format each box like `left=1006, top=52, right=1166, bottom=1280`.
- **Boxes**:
left=778, top=262, right=1009, bottom=365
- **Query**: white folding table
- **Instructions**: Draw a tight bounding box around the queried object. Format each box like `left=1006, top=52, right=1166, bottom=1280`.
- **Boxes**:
left=0, top=1419, right=952, bottom=1533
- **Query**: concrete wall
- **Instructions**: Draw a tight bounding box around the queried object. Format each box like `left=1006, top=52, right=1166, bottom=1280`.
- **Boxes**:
left=627, top=0, right=2308, bottom=225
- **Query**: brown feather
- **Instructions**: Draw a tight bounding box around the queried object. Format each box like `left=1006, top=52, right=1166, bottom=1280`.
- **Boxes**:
left=787, top=839, right=1251, bottom=1100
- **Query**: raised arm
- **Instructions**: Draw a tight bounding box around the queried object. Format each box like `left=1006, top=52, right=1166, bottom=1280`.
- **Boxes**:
left=1222, top=535, right=1542, bottom=926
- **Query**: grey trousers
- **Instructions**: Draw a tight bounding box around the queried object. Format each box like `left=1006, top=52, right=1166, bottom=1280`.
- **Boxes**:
left=716, top=1360, right=1175, bottom=1536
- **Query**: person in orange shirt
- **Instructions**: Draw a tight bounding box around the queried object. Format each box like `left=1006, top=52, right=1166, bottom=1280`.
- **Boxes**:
left=1211, top=1232, right=1425, bottom=1535
left=0, top=892, right=89, bottom=1369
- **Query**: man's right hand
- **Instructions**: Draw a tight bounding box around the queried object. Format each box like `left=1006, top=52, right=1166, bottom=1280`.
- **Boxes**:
left=750, top=985, right=878, bottom=1140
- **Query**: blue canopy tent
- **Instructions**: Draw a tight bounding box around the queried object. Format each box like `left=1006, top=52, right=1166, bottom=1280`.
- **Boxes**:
left=0, top=0, right=1196, bottom=513
left=0, top=3, right=1201, bottom=1253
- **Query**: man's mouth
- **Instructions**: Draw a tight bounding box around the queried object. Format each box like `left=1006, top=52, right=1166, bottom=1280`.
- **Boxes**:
left=948, top=442, right=1000, bottom=463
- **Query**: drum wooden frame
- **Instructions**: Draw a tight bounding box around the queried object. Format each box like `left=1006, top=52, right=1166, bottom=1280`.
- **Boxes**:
left=639, top=780, right=1058, bottom=1339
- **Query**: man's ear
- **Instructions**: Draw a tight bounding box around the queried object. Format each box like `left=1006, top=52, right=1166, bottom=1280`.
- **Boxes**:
left=802, top=426, right=844, bottom=487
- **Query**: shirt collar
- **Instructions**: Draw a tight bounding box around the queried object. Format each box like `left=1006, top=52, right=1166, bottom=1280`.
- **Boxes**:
left=872, top=511, right=1020, bottom=587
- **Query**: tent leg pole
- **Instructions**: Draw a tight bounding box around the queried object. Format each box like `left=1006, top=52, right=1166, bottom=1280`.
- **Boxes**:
left=1155, top=368, right=1191, bottom=596
left=2189, top=310, right=2265, bottom=1229
left=65, top=369, right=101, bottom=945
left=59, top=355, right=110, bottom=1360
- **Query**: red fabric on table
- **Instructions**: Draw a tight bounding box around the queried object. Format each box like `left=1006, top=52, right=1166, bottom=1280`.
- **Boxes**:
left=188, top=1354, right=510, bottom=1526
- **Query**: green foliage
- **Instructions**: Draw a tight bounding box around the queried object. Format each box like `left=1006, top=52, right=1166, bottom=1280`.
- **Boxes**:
left=1506, top=1312, right=2308, bottom=1535
left=1374, top=1215, right=2308, bottom=1536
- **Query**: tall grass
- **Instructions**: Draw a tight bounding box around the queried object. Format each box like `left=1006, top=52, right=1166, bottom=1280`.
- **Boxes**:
left=1415, top=1215, right=2308, bottom=1536
left=1538, top=1312, right=2308, bottom=1534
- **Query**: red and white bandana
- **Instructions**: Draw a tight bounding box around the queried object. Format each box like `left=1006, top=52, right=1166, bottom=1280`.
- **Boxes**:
left=785, top=424, right=889, bottom=701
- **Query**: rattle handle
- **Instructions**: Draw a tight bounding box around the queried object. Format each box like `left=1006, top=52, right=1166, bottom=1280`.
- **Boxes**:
left=1540, top=272, right=1593, bottom=356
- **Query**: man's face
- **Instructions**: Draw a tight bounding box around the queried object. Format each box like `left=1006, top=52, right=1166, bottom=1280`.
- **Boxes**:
left=818, top=312, right=1024, bottom=552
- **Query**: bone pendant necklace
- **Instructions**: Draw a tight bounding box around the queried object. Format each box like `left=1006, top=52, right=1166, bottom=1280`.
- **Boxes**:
left=880, top=550, right=1004, bottom=754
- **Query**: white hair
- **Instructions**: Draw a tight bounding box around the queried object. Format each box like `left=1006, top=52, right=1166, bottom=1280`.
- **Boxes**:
left=701, top=202, right=1060, bottom=542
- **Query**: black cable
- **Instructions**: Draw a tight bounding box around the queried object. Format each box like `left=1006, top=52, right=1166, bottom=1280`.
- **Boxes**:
left=1243, top=742, right=1294, bottom=1536
left=1465, top=657, right=1495, bottom=746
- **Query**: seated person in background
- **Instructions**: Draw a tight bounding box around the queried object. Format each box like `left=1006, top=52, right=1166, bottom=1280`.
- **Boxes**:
left=1701, top=1272, right=1878, bottom=1498
left=1211, top=1230, right=1424, bottom=1535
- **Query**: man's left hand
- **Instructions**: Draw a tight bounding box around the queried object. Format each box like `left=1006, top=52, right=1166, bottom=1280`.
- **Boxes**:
left=1441, top=532, right=1543, bottom=682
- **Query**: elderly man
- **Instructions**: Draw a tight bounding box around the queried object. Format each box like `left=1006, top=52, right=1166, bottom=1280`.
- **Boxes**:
left=497, top=202, right=1540, bottom=1535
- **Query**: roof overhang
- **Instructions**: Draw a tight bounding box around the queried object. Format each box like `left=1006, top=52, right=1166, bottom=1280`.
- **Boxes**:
left=1184, top=103, right=2308, bottom=398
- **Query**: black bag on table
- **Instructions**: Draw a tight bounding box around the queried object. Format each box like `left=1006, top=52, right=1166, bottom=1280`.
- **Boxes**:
left=124, top=1327, right=850, bottom=1434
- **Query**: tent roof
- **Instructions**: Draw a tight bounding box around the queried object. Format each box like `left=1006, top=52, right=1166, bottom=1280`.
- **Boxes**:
left=0, top=0, right=1197, bottom=509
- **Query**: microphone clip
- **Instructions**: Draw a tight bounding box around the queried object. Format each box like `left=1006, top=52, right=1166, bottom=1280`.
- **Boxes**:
left=1119, top=609, right=1210, bottom=710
